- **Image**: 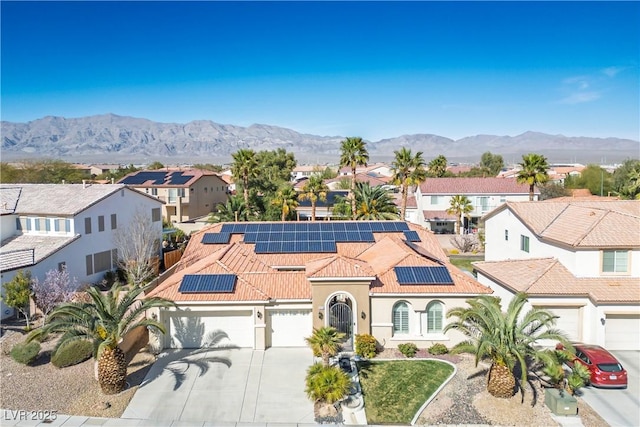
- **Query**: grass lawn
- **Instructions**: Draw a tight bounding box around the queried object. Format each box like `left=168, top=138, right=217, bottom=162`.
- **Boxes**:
left=449, top=256, right=482, bottom=274
left=357, top=359, right=455, bottom=424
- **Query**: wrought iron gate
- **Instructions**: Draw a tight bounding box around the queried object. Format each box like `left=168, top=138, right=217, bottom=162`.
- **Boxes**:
left=329, top=302, right=352, bottom=338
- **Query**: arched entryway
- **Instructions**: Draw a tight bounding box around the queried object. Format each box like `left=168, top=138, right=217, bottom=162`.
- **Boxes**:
left=328, top=293, right=354, bottom=350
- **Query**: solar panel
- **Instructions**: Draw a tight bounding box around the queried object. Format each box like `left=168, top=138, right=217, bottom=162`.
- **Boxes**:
left=270, top=223, right=284, bottom=233
left=245, top=223, right=260, bottom=233
left=394, top=266, right=454, bottom=285
left=345, top=231, right=360, bottom=241
left=282, top=231, right=296, bottom=241
left=201, top=232, right=231, bottom=244
left=359, top=231, right=375, bottom=242
left=256, top=232, right=270, bottom=242
left=321, top=241, right=338, bottom=252
left=334, top=231, right=348, bottom=242
left=243, top=232, right=258, bottom=243
left=369, top=222, right=385, bottom=232
left=403, top=230, right=421, bottom=242
left=168, top=172, right=192, bottom=185
left=309, top=231, right=321, bottom=241
left=254, top=242, right=269, bottom=253
left=308, top=222, right=321, bottom=231
left=179, top=274, right=236, bottom=293
left=220, top=223, right=234, bottom=233
left=283, top=222, right=296, bottom=231
left=358, top=222, right=372, bottom=232
left=381, top=222, right=396, bottom=231
left=332, top=223, right=346, bottom=232
left=344, top=222, right=359, bottom=231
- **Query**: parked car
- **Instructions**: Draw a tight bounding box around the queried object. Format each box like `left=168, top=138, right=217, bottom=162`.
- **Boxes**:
left=559, top=343, right=628, bottom=389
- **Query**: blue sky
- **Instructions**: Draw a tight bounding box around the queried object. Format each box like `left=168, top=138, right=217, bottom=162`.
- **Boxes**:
left=1, top=1, right=638, bottom=141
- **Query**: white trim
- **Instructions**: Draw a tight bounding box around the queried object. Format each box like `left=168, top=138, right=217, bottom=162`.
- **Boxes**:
left=309, top=277, right=375, bottom=282
left=371, top=322, right=393, bottom=327
left=370, top=293, right=485, bottom=297
left=267, top=299, right=312, bottom=304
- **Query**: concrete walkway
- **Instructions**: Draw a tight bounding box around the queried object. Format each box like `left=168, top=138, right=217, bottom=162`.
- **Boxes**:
left=121, top=347, right=315, bottom=424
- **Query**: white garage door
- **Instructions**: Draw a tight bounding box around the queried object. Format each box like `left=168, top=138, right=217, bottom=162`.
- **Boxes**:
left=605, top=314, right=640, bottom=351
left=545, top=307, right=581, bottom=341
left=167, top=310, right=254, bottom=349
left=269, top=309, right=313, bottom=347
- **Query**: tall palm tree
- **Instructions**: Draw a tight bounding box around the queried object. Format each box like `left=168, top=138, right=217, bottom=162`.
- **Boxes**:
left=305, top=326, right=345, bottom=367
left=428, top=154, right=448, bottom=178
left=355, top=182, right=400, bottom=220
left=339, top=137, right=369, bottom=220
left=517, top=153, right=549, bottom=201
left=444, top=292, right=570, bottom=399
left=446, top=195, right=473, bottom=235
left=209, top=196, right=247, bottom=222
left=231, top=149, right=259, bottom=208
left=391, top=147, right=427, bottom=219
left=271, top=185, right=299, bottom=221
left=298, top=175, right=329, bottom=221
left=29, top=283, right=176, bottom=394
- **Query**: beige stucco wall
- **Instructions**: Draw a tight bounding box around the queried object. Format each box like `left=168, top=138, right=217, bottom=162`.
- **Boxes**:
left=370, top=295, right=472, bottom=350
left=311, top=281, right=372, bottom=337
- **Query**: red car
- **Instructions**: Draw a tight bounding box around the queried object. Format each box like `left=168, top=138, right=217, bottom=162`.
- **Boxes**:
left=564, top=343, right=628, bottom=388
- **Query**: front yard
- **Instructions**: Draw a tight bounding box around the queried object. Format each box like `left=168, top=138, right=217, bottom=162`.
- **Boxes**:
left=357, top=359, right=454, bottom=424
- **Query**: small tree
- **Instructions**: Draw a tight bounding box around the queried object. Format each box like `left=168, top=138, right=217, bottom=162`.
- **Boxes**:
left=1, top=270, right=33, bottom=329
left=31, top=266, right=80, bottom=323
left=305, top=327, right=345, bottom=367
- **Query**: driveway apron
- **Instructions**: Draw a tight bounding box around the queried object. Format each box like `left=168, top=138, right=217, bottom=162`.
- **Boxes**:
left=122, top=347, right=315, bottom=424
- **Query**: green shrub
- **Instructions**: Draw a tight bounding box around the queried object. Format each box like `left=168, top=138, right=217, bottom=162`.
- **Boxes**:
left=305, top=363, right=351, bottom=403
left=428, top=343, right=449, bottom=355
left=10, top=341, right=41, bottom=365
left=398, top=342, right=418, bottom=358
left=355, top=334, right=377, bottom=359
left=51, top=340, right=93, bottom=368
left=449, top=249, right=460, bottom=255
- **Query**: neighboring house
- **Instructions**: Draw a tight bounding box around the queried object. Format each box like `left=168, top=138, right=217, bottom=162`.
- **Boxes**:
left=325, top=172, right=393, bottom=191
left=547, top=164, right=585, bottom=185
left=337, top=163, right=393, bottom=178
left=89, top=164, right=121, bottom=177
left=413, top=178, right=538, bottom=233
left=474, top=200, right=640, bottom=350
left=0, top=184, right=164, bottom=320
left=296, top=190, right=349, bottom=220
left=119, top=169, right=229, bottom=223
left=291, top=165, right=325, bottom=182
left=146, top=220, right=492, bottom=350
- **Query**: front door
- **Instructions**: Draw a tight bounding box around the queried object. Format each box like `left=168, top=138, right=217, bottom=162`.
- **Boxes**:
left=328, top=294, right=353, bottom=350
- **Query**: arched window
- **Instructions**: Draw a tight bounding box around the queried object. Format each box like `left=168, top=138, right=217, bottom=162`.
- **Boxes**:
left=425, top=301, right=443, bottom=334
left=393, top=302, right=409, bottom=335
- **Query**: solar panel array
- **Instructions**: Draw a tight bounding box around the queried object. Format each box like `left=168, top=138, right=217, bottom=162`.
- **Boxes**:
left=220, top=221, right=410, bottom=234
left=201, top=232, right=231, bottom=244
left=120, top=171, right=167, bottom=185
left=394, top=266, right=454, bottom=285
left=168, top=172, right=192, bottom=185
left=178, top=274, right=237, bottom=293
left=403, top=230, right=421, bottom=242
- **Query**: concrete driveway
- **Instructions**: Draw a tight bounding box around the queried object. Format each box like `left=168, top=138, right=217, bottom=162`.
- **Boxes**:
left=122, top=347, right=316, bottom=424
left=578, top=351, right=639, bottom=427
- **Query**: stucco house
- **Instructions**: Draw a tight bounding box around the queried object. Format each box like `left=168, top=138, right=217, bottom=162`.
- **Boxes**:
left=0, top=184, right=164, bottom=320
left=146, top=220, right=492, bottom=351
left=474, top=199, right=640, bottom=350
left=119, top=169, right=229, bottom=223
left=412, top=178, right=538, bottom=233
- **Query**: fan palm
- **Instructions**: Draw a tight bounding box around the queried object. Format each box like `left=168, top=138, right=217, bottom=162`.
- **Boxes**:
left=305, top=363, right=351, bottom=403
left=271, top=184, right=299, bottom=221
left=355, top=182, right=400, bottom=220
left=444, top=292, right=570, bottom=398
left=339, top=137, right=369, bottom=220
left=428, top=154, right=448, bottom=178
left=29, top=283, right=176, bottom=394
left=231, top=149, right=259, bottom=208
left=446, top=195, right=473, bottom=235
left=391, top=147, right=427, bottom=219
left=517, top=153, right=549, bottom=201
left=209, top=196, right=247, bottom=222
left=305, top=326, right=345, bottom=367
left=298, top=175, right=329, bottom=221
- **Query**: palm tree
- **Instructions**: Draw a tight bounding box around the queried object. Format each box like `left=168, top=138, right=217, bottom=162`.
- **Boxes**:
left=391, top=147, right=427, bottom=219
left=517, top=153, right=549, bottom=201
left=209, top=196, right=247, bottom=222
left=355, top=182, right=400, bottom=220
left=446, top=195, right=473, bottom=235
left=231, top=149, right=259, bottom=208
left=305, top=326, right=345, bottom=367
left=298, top=175, right=329, bottom=221
left=428, top=154, right=448, bottom=177
left=339, top=137, right=369, bottom=220
left=271, top=184, right=299, bottom=221
left=30, top=283, right=176, bottom=394
left=444, top=292, right=570, bottom=399
left=305, top=363, right=351, bottom=404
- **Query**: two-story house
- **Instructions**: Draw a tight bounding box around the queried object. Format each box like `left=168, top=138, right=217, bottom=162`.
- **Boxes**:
left=474, top=200, right=640, bottom=350
left=0, top=183, right=164, bottom=320
left=412, top=178, right=538, bottom=233
left=119, top=169, right=229, bottom=223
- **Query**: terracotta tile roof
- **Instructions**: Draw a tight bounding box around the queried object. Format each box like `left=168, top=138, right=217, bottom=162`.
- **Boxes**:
left=422, top=210, right=457, bottom=220
left=501, top=200, right=640, bottom=248
left=149, top=221, right=492, bottom=302
left=474, top=258, right=640, bottom=303
left=420, top=177, right=535, bottom=195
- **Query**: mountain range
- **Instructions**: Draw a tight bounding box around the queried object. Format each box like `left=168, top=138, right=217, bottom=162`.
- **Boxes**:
left=1, top=114, right=638, bottom=165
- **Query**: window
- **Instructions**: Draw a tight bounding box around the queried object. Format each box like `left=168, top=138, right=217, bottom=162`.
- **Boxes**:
left=393, top=302, right=409, bottom=335
left=55, top=219, right=70, bottom=232
left=505, top=230, right=509, bottom=241
left=499, top=196, right=506, bottom=203
left=602, top=250, right=629, bottom=273
left=16, top=217, right=22, bottom=230
left=425, top=301, right=443, bottom=334
left=98, top=215, right=105, bottom=232
left=85, top=217, right=92, bottom=234
left=152, top=208, right=161, bottom=222
left=151, top=188, right=158, bottom=196
left=479, top=197, right=490, bottom=211
left=93, top=250, right=113, bottom=273
left=430, top=196, right=440, bottom=205
left=520, top=235, right=529, bottom=253
left=34, top=218, right=46, bottom=231
left=86, top=254, right=93, bottom=275
left=24, top=217, right=31, bottom=231
left=111, top=214, right=117, bottom=230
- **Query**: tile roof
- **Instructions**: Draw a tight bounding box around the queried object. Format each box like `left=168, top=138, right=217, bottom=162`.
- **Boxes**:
left=474, top=258, right=640, bottom=304
left=0, top=187, right=21, bottom=214
left=420, top=177, right=535, bottom=195
left=148, top=221, right=491, bottom=302
left=493, top=200, right=640, bottom=248
left=422, top=210, right=458, bottom=220
left=0, top=234, right=80, bottom=272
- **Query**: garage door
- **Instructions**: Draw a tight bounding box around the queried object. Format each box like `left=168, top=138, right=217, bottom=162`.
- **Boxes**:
left=167, top=310, right=254, bottom=348
left=269, top=309, right=312, bottom=347
left=544, top=307, right=581, bottom=341
left=605, top=314, right=640, bottom=351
